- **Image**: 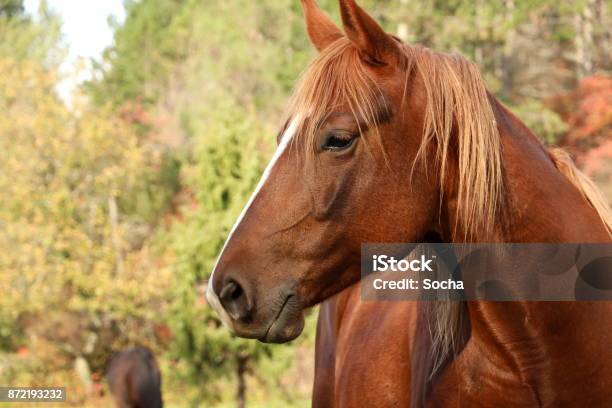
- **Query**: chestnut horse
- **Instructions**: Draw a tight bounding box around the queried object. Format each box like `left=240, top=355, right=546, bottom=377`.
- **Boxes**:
left=207, top=0, right=612, bottom=406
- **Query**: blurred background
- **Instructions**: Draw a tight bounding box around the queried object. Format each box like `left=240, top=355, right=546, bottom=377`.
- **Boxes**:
left=0, top=0, right=610, bottom=407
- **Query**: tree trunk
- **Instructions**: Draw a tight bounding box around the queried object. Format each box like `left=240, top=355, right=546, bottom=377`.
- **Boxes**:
left=397, top=0, right=409, bottom=41
left=236, top=355, right=248, bottom=408
left=594, top=0, right=611, bottom=69
left=108, top=195, right=124, bottom=276
left=575, top=0, right=595, bottom=78
left=74, top=356, right=92, bottom=394
left=500, top=0, right=516, bottom=98
left=473, top=0, right=484, bottom=67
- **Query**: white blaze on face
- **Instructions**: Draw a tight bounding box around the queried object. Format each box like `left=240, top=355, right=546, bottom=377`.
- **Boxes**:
left=206, top=116, right=301, bottom=330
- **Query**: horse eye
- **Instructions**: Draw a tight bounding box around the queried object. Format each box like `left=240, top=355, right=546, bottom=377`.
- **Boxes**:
left=322, top=131, right=356, bottom=151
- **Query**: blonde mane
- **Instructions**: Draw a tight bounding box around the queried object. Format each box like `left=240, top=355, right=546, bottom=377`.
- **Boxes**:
left=548, top=147, right=612, bottom=235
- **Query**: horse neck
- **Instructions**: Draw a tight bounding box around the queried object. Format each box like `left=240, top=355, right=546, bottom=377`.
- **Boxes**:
left=488, top=96, right=610, bottom=244
left=441, top=94, right=610, bottom=244
left=449, top=96, right=612, bottom=390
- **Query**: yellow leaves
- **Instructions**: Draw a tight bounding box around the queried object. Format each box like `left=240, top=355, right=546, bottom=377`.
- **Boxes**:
left=0, top=56, right=170, bottom=361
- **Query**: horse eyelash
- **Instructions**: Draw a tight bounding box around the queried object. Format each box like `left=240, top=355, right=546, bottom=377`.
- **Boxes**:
left=327, top=129, right=358, bottom=140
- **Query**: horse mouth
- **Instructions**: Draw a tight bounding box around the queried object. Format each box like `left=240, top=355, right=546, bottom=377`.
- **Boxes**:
left=259, top=294, right=304, bottom=344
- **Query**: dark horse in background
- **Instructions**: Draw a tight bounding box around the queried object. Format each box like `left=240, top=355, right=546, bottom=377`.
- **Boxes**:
left=106, top=346, right=163, bottom=408
left=207, top=0, right=612, bottom=406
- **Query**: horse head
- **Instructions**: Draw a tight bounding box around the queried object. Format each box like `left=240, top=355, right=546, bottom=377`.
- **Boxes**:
left=207, top=0, right=503, bottom=343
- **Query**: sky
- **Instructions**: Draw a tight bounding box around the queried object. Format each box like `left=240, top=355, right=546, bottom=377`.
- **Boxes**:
left=24, top=0, right=126, bottom=104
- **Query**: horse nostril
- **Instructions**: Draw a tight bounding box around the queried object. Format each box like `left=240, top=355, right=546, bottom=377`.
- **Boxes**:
left=221, top=280, right=242, bottom=300
left=219, top=279, right=252, bottom=322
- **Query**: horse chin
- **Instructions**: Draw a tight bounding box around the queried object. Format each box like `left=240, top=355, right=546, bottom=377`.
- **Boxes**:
left=258, top=296, right=305, bottom=344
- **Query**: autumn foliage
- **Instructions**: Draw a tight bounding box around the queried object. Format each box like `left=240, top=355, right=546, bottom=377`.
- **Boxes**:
left=551, top=74, right=612, bottom=148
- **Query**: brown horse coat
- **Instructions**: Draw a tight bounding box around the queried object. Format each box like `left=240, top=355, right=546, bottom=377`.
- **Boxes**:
left=107, top=346, right=163, bottom=408
left=314, top=283, right=417, bottom=408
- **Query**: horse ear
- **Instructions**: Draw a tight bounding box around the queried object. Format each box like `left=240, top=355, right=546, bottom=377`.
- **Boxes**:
left=301, top=0, right=343, bottom=52
left=338, top=0, right=400, bottom=65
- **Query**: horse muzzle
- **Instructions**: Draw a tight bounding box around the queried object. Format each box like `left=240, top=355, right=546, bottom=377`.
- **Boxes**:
left=207, top=275, right=305, bottom=343
left=258, top=293, right=305, bottom=343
